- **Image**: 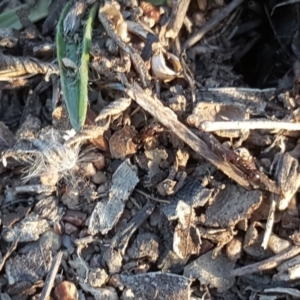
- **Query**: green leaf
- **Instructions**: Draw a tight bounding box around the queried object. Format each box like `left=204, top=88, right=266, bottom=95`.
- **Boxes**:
left=78, top=2, right=98, bottom=129
left=0, top=0, right=53, bottom=30
left=56, top=1, right=98, bottom=131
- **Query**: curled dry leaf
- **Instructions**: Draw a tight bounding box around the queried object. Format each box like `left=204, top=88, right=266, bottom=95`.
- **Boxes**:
left=109, top=126, right=139, bottom=159
left=140, top=1, right=162, bottom=24
left=95, top=97, right=132, bottom=122
left=273, top=153, right=300, bottom=211
left=126, top=20, right=155, bottom=41
left=100, top=3, right=129, bottom=43
left=151, top=48, right=182, bottom=82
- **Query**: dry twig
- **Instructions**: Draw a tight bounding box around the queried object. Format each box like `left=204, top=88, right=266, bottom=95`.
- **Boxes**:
left=200, top=120, right=300, bottom=132
left=231, top=246, right=300, bottom=277
left=182, top=0, right=245, bottom=50
left=166, top=0, right=191, bottom=39
left=126, top=83, right=279, bottom=194
left=39, top=251, right=63, bottom=300
left=261, top=195, right=277, bottom=250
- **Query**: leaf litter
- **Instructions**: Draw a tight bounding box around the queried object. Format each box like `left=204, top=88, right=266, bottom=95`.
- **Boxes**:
left=1, top=0, right=300, bottom=299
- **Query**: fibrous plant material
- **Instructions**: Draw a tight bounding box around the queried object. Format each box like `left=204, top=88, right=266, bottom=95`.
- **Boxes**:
left=56, top=1, right=98, bottom=131
left=3, top=137, right=81, bottom=185
left=0, top=52, right=58, bottom=81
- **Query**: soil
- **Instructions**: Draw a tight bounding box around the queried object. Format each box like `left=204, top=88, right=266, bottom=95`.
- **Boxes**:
left=1, top=0, right=300, bottom=299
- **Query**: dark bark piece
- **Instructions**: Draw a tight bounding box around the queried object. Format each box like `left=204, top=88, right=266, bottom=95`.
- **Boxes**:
left=184, top=249, right=235, bottom=293
left=120, top=272, right=191, bottom=300
left=5, top=243, right=52, bottom=284
left=127, top=232, right=160, bottom=263
left=87, top=159, right=139, bottom=235
left=204, top=182, right=262, bottom=228
left=102, top=201, right=155, bottom=274
left=6, top=280, right=44, bottom=297
left=111, top=200, right=156, bottom=252
left=42, top=0, right=67, bottom=35
left=0, top=122, right=16, bottom=153
left=162, top=179, right=213, bottom=221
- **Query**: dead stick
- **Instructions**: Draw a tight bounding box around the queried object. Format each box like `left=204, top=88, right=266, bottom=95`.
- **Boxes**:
left=128, top=83, right=250, bottom=189
left=182, top=0, right=245, bottom=50
left=166, top=0, right=191, bottom=39
left=0, top=238, right=18, bottom=272
left=40, top=251, right=63, bottom=300
left=261, top=195, right=276, bottom=250
left=200, top=120, right=300, bottom=132
left=231, top=246, right=300, bottom=277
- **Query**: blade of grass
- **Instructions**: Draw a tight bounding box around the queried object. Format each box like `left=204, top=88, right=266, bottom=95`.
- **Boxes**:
left=78, top=2, right=98, bottom=128
left=56, top=1, right=81, bottom=130
left=56, top=1, right=98, bottom=131
left=0, top=0, right=52, bottom=30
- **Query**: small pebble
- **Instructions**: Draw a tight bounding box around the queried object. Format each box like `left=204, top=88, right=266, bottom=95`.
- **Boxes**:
left=64, top=222, right=78, bottom=235
left=54, top=221, right=65, bottom=235
left=93, top=153, right=106, bottom=170
left=268, top=234, right=292, bottom=254
left=39, top=230, right=62, bottom=252
left=97, top=182, right=110, bottom=194
left=88, top=268, right=108, bottom=288
left=80, top=162, right=96, bottom=177
left=62, top=234, right=73, bottom=249
left=62, top=210, right=87, bottom=226
left=149, top=208, right=160, bottom=227
left=91, top=171, right=107, bottom=185
left=226, top=236, right=243, bottom=261
left=55, top=281, right=78, bottom=300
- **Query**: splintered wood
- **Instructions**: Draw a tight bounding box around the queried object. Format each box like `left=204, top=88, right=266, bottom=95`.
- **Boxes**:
left=126, top=82, right=279, bottom=194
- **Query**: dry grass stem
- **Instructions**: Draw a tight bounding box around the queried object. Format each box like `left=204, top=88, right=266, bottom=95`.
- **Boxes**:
left=200, top=120, right=300, bottom=132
